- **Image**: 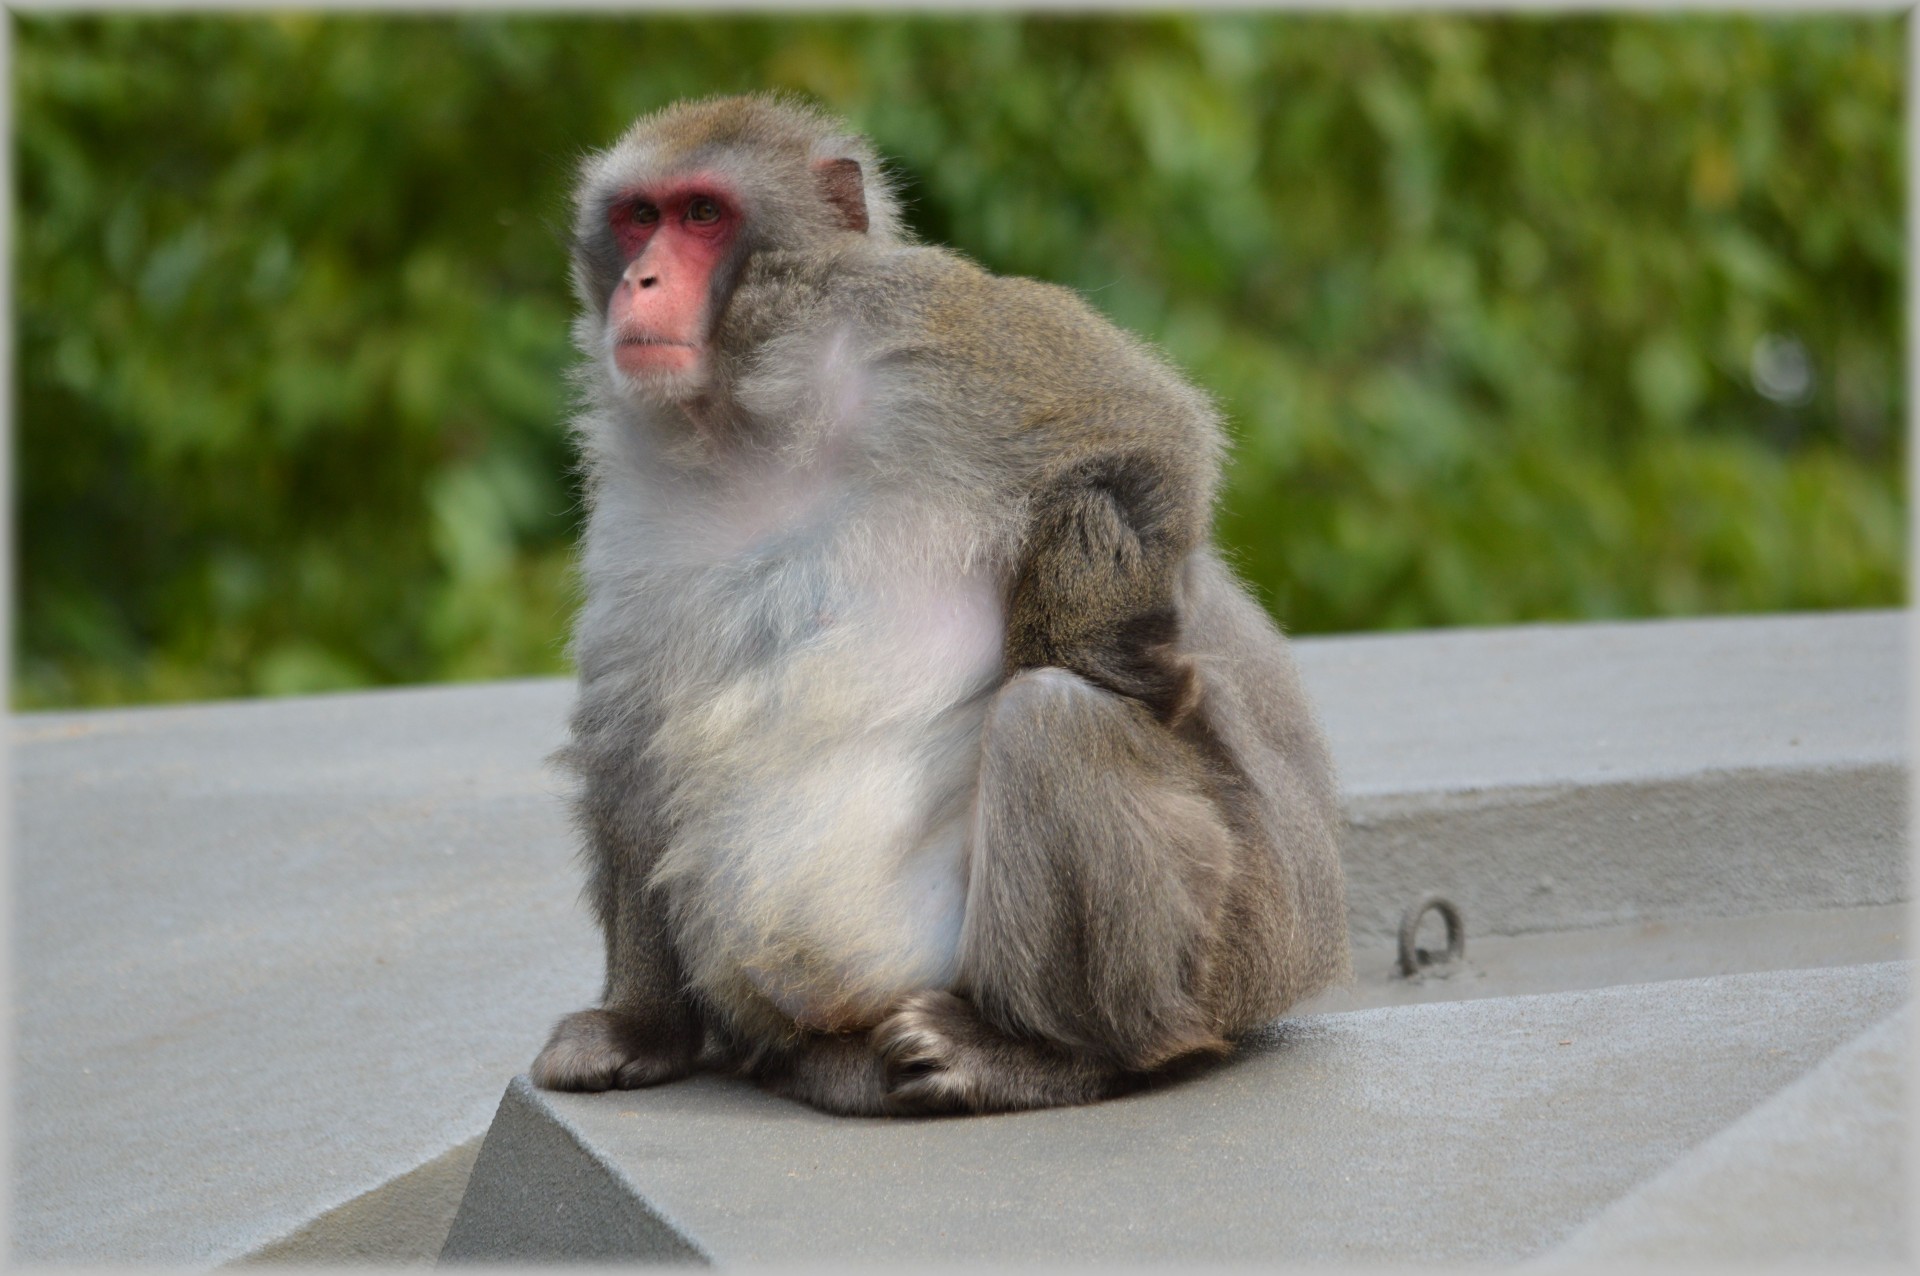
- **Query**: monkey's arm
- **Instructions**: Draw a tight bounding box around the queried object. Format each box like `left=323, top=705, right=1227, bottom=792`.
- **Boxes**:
left=1003, top=453, right=1206, bottom=722
left=531, top=721, right=702, bottom=1091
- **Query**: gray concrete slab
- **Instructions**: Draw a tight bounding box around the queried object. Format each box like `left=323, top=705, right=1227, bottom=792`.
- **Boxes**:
left=11, top=681, right=599, bottom=1265
left=440, top=962, right=1910, bottom=1265
left=1536, top=1000, right=1911, bottom=1266
left=1301, top=610, right=1904, bottom=796
left=1305, top=610, right=1908, bottom=939
left=10, top=610, right=1907, bottom=1265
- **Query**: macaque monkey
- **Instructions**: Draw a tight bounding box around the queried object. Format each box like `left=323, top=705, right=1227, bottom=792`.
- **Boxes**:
left=530, top=94, right=1349, bottom=1115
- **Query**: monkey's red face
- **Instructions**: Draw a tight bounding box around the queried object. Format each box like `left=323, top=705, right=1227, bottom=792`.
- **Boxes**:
left=604, top=178, right=743, bottom=391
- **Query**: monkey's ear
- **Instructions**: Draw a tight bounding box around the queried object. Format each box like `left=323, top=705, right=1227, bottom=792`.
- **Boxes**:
left=814, top=157, right=870, bottom=234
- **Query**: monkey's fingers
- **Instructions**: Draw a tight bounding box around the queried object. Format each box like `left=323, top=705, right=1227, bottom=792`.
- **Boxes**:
left=529, top=1007, right=695, bottom=1092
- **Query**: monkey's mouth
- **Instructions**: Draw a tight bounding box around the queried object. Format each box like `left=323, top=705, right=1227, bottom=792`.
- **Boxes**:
left=615, top=336, right=701, bottom=376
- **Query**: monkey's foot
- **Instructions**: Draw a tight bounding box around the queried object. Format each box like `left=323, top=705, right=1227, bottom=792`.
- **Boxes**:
left=529, top=1008, right=696, bottom=1091
left=749, top=1032, right=892, bottom=1116
left=872, top=991, right=1123, bottom=1115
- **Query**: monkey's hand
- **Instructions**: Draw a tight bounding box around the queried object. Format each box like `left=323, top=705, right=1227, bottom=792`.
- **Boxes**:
left=1004, top=456, right=1205, bottom=725
left=529, top=1007, right=698, bottom=1091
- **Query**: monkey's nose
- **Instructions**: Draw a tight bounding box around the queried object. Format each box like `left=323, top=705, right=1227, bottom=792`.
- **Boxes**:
left=639, top=275, right=660, bottom=289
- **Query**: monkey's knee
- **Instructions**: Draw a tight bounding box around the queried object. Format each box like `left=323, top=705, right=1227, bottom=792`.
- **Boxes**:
left=992, top=659, right=1200, bottom=733
left=529, top=1007, right=697, bottom=1092
left=985, top=666, right=1132, bottom=740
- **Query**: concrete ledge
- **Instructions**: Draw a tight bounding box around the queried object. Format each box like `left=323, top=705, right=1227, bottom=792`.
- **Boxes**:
left=1339, top=763, right=1905, bottom=940
left=1302, top=610, right=1906, bottom=938
left=440, top=963, right=1911, bottom=1265
left=10, top=610, right=1907, bottom=1264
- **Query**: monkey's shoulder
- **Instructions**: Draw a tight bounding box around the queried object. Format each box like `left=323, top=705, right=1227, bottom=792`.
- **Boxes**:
left=865, top=249, right=1140, bottom=361
left=852, top=248, right=1222, bottom=457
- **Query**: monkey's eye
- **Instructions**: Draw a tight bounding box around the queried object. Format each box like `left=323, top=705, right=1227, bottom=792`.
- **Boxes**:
left=686, top=197, right=721, bottom=224
left=629, top=202, right=660, bottom=226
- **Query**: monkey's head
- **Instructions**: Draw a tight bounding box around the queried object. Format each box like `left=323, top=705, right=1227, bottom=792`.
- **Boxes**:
left=570, top=94, right=905, bottom=407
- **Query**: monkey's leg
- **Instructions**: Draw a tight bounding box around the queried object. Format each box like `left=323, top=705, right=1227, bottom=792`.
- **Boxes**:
left=874, top=667, right=1236, bottom=1114
left=746, top=1032, right=892, bottom=1116
left=530, top=854, right=703, bottom=1091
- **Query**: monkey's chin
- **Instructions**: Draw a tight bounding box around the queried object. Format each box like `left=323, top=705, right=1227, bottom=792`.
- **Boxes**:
left=610, top=344, right=709, bottom=404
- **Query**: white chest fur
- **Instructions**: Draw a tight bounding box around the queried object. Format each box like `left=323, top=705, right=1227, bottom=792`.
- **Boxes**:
left=580, top=436, right=1008, bottom=1035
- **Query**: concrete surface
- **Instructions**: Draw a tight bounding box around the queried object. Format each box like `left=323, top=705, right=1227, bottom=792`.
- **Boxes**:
left=440, top=962, right=1910, bottom=1265
left=9, top=610, right=1907, bottom=1265
left=11, top=681, right=598, bottom=1266
left=1306, top=611, right=1902, bottom=796
left=1313, top=611, right=1906, bottom=938
left=1538, top=1000, right=1911, bottom=1266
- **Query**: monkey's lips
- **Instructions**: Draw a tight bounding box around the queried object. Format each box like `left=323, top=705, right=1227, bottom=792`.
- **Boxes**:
left=614, top=335, right=701, bottom=376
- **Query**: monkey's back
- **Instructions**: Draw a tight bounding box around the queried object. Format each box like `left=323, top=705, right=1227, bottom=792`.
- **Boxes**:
left=857, top=247, right=1350, bottom=1022
left=846, top=249, right=1226, bottom=475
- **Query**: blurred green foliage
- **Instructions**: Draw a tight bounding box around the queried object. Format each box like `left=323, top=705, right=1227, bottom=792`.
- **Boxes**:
left=14, top=13, right=1905, bottom=708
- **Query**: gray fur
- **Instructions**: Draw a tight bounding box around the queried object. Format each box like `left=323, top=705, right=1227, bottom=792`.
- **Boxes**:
left=530, top=94, right=1349, bottom=1115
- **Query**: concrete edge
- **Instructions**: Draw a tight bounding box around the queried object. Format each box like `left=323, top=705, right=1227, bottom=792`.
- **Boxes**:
left=1343, top=760, right=1908, bottom=940
left=1533, top=1000, right=1914, bottom=1266
left=438, top=1077, right=712, bottom=1266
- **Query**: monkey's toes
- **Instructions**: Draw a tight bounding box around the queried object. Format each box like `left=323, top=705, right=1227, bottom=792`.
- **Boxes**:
left=872, top=991, right=983, bottom=1114
left=529, top=1008, right=693, bottom=1092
